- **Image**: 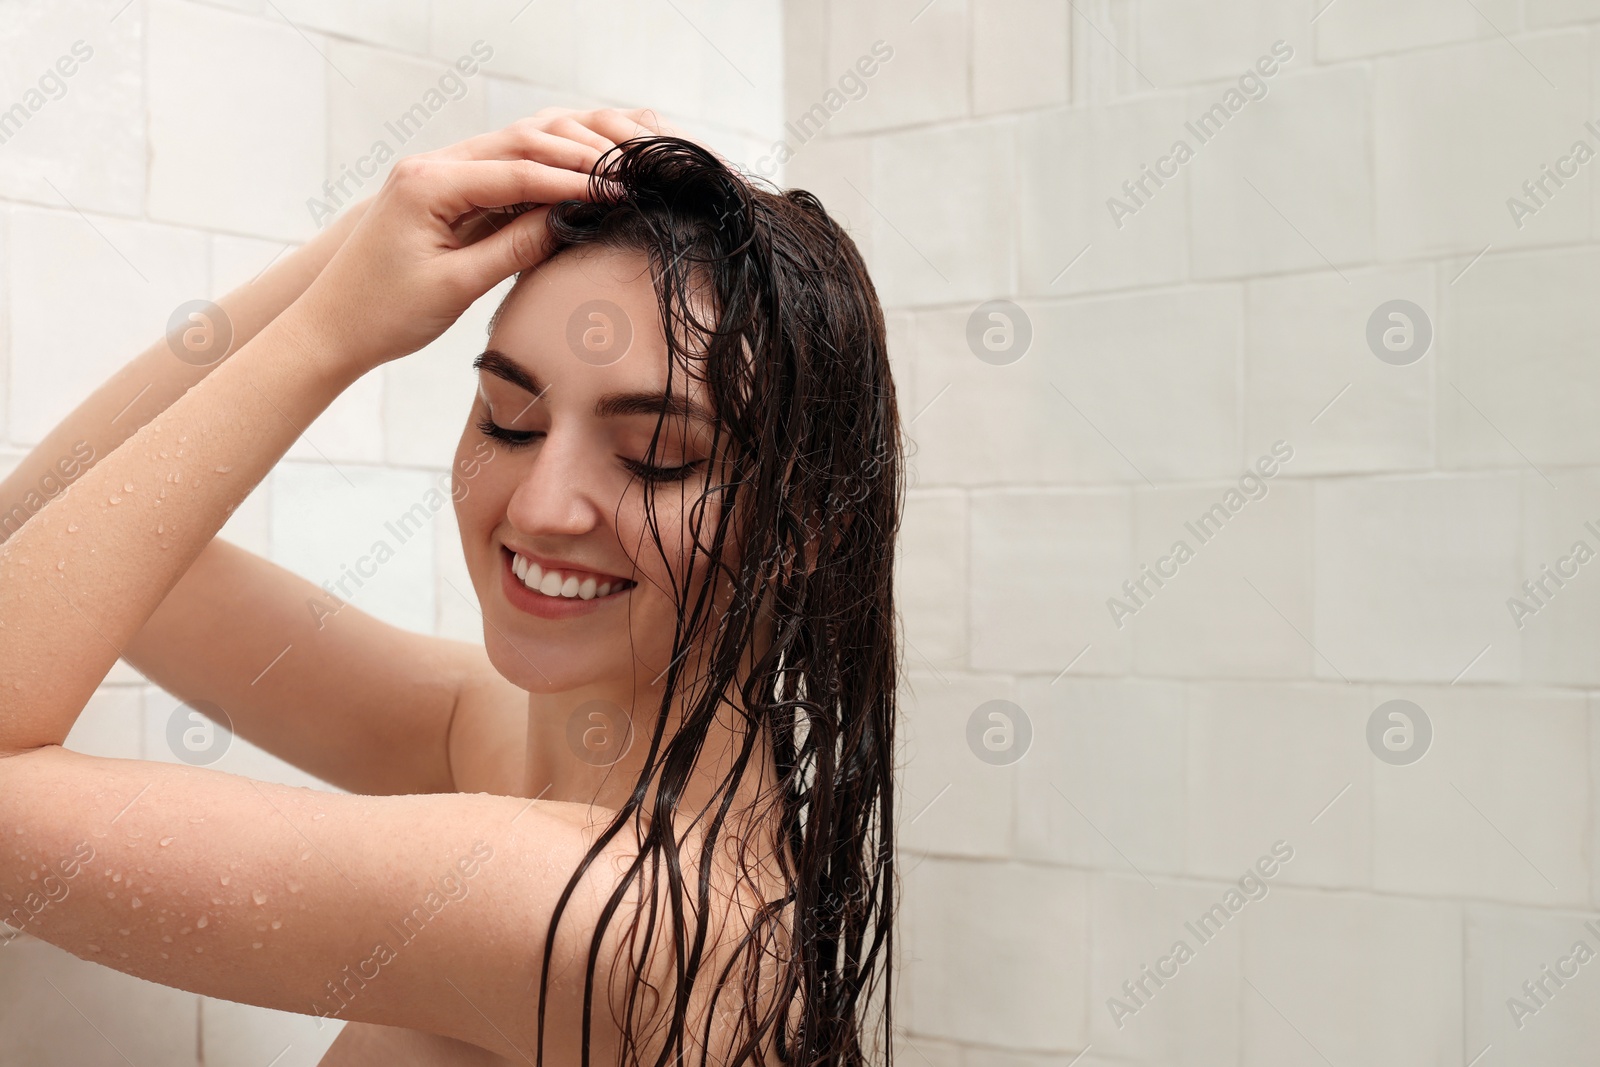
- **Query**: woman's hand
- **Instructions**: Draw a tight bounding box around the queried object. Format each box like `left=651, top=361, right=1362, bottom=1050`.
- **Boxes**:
left=285, top=108, right=672, bottom=375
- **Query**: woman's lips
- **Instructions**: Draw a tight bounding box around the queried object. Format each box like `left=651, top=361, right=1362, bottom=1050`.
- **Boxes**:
left=499, top=546, right=634, bottom=619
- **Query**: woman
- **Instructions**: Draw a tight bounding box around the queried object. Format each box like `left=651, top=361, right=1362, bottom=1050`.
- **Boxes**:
left=0, top=107, right=902, bottom=1066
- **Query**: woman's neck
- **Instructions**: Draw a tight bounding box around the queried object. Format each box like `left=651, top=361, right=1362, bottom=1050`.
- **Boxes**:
left=520, top=667, right=778, bottom=826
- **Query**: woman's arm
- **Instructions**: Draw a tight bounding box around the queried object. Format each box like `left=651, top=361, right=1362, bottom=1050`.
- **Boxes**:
left=0, top=121, right=662, bottom=1055
left=4, top=110, right=654, bottom=797
left=0, top=110, right=623, bottom=749
left=0, top=196, right=371, bottom=543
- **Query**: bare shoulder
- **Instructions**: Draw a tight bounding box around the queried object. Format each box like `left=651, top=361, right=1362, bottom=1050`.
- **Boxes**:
left=318, top=1020, right=519, bottom=1066
left=445, top=644, right=529, bottom=795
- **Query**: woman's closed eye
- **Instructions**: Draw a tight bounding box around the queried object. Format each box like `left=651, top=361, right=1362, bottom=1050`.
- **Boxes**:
left=475, top=415, right=703, bottom=483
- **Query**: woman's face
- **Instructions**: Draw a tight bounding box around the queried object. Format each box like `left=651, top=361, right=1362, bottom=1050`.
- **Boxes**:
left=452, top=244, right=722, bottom=694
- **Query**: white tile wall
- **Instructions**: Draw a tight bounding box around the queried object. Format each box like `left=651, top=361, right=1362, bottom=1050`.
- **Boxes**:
left=869, top=119, right=1017, bottom=307
left=969, top=489, right=1133, bottom=674
left=900, top=857, right=1088, bottom=1049
left=1315, top=0, right=1519, bottom=60
left=1370, top=685, right=1589, bottom=907
left=1240, top=888, right=1463, bottom=1066
left=1243, top=265, right=1435, bottom=476
left=145, top=0, right=328, bottom=240
left=1184, top=681, right=1373, bottom=890
left=1088, top=874, right=1241, bottom=1065
left=1014, top=677, right=1186, bottom=875
left=825, top=0, right=970, bottom=133
left=1134, top=0, right=1307, bottom=88
left=899, top=671, right=1017, bottom=858
left=1441, top=245, right=1600, bottom=469
left=1016, top=96, right=1190, bottom=297
left=0, top=0, right=144, bottom=217
left=1372, top=32, right=1592, bottom=259
left=1314, top=474, right=1522, bottom=683
left=972, top=0, right=1070, bottom=115
left=0, top=937, right=201, bottom=1066
left=7, top=205, right=209, bottom=445
left=1187, top=65, right=1373, bottom=279
left=1463, top=903, right=1600, bottom=1061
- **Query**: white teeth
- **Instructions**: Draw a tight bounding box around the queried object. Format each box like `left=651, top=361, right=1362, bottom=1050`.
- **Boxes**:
left=512, top=553, right=630, bottom=600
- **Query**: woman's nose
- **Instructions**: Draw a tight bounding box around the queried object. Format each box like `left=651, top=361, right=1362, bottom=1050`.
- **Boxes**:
left=503, top=435, right=601, bottom=537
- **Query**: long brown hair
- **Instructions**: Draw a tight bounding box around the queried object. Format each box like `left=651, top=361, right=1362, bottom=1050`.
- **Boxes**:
left=502, top=136, right=902, bottom=1066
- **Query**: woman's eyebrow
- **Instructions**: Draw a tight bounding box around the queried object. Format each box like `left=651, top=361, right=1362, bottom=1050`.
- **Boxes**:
left=474, top=348, right=713, bottom=424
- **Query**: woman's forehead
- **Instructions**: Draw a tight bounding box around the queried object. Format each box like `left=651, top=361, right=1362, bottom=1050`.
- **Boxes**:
left=486, top=245, right=716, bottom=416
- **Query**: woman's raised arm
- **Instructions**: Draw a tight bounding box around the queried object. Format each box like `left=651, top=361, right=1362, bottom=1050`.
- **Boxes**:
left=2, top=111, right=655, bottom=798
left=0, top=120, right=670, bottom=1056
left=0, top=194, right=372, bottom=544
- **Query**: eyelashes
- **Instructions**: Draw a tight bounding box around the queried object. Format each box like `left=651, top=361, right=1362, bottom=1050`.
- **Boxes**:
left=474, top=416, right=702, bottom=485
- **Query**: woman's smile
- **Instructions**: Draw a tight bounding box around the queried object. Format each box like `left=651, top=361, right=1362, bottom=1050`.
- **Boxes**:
left=498, top=544, right=636, bottom=619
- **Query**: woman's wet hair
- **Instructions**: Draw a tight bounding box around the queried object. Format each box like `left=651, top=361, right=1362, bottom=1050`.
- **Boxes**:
left=501, top=136, right=903, bottom=1067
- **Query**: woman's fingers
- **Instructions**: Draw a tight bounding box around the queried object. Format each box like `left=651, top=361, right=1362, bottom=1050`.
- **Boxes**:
left=421, top=122, right=606, bottom=172
left=403, top=108, right=706, bottom=201
left=456, top=203, right=554, bottom=293
left=404, top=157, right=591, bottom=218
left=538, top=113, right=619, bottom=154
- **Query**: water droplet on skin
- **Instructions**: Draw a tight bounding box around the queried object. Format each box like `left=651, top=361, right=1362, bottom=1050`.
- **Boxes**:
left=159, top=837, right=174, bottom=846
left=287, top=881, right=302, bottom=893
left=122, top=482, right=134, bottom=492
left=194, top=946, right=203, bottom=953
left=56, top=561, right=65, bottom=571
left=131, top=898, right=142, bottom=908
left=220, top=876, right=230, bottom=886
left=157, top=524, right=164, bottom=534
left=215, top=466, right=232, bottom=474
left=210, top=897, right=222, bottom=905
left=160, top=952, right=169, bottom=959
left=252, top=942, right=262, bottom=949
left=162, top=935, right=172, bottom=943
left=299, top=851, right=310, bottom=861
left=119, top=951, right=129, bottom=958
left=118, top=929, right=130, bottom=936
left=270, top=920, right=281, bottom=930
left=105, top=891, right=114, bottom=899
left=312, top=812, right=325, bottom=820
left=66, top=522, right=79, bottom=533
left=195, top=915, right=208, bottom=929
left=252, top=889, right=267, bottom=905
left=112, top=872, right=122, bottom=882
left=108, top=495, right=120, bottom=505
